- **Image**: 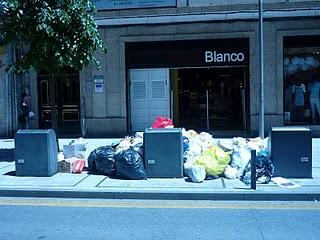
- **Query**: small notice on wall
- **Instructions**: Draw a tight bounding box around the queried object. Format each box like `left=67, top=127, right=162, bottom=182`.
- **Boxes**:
left=284, top=111, right=291, bottom=123
left=94, top=75, right=104, bottom=93
left=94, top=0, right=176, bottom=10
left=95, top=83, right=104, bottom=93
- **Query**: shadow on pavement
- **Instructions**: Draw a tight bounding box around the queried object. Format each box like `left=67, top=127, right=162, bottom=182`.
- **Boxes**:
left=4, top=171, right=16, bottom=176
left=0, top=149, right=15, bottom=162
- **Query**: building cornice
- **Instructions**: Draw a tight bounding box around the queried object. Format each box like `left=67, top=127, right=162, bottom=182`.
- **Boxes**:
left=95, top=7, right=320, bottom=26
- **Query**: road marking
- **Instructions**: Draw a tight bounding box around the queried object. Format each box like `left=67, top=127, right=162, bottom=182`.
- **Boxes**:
left=0, top=198, right=320, bottom=210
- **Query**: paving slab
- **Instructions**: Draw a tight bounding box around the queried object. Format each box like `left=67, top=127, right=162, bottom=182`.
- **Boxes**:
left=312, top=139, right=320, bottom=167
left=313, top=167, right=320, bottom=178
left=74, top=174, right=107, bottom=188
left=223, top=178, right=268, bottom=190
left=0, top=164, right=15, bottom=175
left=0, top=139, right=14, bottom=149
left=0, top=172, right=88, bottom=188
left=98, top=177, right=225, bottom=190
left=288, top=178, right=320, bottom=187
left=0, top=162, right=14, bottom=170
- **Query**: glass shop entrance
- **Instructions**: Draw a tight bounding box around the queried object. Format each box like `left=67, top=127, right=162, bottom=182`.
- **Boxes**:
left=171, top=66, right=248, bottom=132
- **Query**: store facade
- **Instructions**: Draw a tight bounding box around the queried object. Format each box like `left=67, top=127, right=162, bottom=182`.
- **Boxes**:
left=1, top=1, right=320, bottom=137
left=126, top=39, right=250, bottom=133
left=83, top=4, right=320, bottom=137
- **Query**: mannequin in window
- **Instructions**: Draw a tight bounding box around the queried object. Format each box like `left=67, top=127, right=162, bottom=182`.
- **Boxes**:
left=308, top=69, right=320, bottom=123
left=292, top=75, right=306, bottom=122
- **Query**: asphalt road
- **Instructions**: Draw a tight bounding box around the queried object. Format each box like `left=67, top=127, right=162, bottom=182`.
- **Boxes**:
left=0, top=198, right=320, bottom=240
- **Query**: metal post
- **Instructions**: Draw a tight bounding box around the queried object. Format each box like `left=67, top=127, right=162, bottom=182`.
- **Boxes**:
left=206, top=89, right=209, bottom=131
left=80, top=97, right=86, bottom=137
left=241, top=88, right=246, bottom=130
left=170, top=90, right=174, bottom=119
left=258, top=0, right=264, bottom=139
left=251, top=149, right=257, bottom=190
left=5, top=72, right=10, bottom=136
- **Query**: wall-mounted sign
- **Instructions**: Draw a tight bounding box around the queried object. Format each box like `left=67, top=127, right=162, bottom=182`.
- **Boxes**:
left=94, top=75, right=104, bottom=83
left=95, top=83, right=104, bottom=93
left=94, top=75, right=104, bottom=93
left=94, top=0, right=176, bottom=10
left=126, top=38, right=249, bottom=68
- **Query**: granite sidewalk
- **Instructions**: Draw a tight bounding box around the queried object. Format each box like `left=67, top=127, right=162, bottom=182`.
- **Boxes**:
left=0, top=138, right=319, bottom=201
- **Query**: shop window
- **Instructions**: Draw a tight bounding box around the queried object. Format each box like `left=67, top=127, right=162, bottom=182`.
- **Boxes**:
left=283, top=36, right=320, bottom=125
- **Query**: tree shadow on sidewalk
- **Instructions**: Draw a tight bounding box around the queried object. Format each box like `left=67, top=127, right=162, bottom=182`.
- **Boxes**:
left=0, top=149, right=15, bottom=162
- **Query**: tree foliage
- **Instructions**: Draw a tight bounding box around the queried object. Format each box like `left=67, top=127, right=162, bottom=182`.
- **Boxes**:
left=0, top=0, right=106, bottom=132
left=0, top=0, right=107, bottom=74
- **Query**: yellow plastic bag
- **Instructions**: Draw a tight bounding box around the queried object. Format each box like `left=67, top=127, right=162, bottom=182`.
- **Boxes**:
left=195, top=146, right=231, bottom=177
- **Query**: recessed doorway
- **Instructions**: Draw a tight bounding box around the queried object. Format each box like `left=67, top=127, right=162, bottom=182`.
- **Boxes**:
left=171, top=67, right=248, bottom=132
left=37, top=72, right=80, bottom=136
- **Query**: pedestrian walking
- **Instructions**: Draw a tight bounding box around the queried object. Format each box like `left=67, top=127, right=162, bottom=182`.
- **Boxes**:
left=21, top=93, right=32, bottom=129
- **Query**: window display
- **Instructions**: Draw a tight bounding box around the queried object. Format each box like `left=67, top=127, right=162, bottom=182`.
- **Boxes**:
left=283, top=36, right=320, bottom=124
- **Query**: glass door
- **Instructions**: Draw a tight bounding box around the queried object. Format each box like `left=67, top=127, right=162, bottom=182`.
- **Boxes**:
left=38, top=72, right=80, bottom=135
left=173, top=67, right=247, bottom=132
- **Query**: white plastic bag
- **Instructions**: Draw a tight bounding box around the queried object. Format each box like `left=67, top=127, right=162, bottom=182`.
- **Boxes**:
left=198, top=132, right=215, bottom=151
left=223, top=165, right=241, bottom=179
left=231, top=147, right=251, bottom=174
left=184, top=161, right=206, bottom=183
left=247, top=137, right=264, bottom=152
left=217, top=139, right=233, bottom=152
left=28, top=111, right=36, bottom=119
left=115, top=136, right=143, bottom=154
left=187, top=141, right=202, bottom=159
left=232, top=137, right=247, bottom=149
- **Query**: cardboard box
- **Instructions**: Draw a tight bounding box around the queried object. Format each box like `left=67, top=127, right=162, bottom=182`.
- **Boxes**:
left=58, top=157, right=86, bottom=173
left=58, top=160, right=72, bottom=173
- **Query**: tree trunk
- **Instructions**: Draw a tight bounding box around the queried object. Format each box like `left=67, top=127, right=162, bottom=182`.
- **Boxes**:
left=49, top=74, right=58, bottom=133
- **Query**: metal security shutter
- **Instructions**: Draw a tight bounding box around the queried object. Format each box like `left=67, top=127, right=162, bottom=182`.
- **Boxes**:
left=130, top=69, right=149, bottom=132
left=149, top=69, right=169, bottom=125
left=130, top=68, right=169, bottom=132
left=132, top=81, right=146, bottom=100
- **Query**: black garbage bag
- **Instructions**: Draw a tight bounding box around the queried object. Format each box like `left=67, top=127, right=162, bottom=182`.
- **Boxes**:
left=240, top=155, right=274, bottom=185
left=87, top=146, right=116, bottom=176
left=114, top=144, right=146, bottom=180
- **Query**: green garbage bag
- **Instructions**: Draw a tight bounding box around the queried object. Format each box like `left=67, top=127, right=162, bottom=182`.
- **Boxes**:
left=195, top=146, right=231, bottom=177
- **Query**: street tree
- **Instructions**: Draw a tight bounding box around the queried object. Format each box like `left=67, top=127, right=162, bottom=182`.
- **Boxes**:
left=0, top=0, right=107, bottom=131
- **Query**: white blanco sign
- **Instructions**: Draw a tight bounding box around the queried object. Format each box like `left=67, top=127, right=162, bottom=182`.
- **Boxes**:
left=205, top=51, right=245, bottom=63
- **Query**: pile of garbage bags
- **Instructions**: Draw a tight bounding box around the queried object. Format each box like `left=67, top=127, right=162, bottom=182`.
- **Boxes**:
left=87, top=136, right=147, bottom=180
left=86, top=128, right=274, bottom=184
left=85, top=116, right=274, bottom=184
left=182, top=131, right=274, bottom=184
